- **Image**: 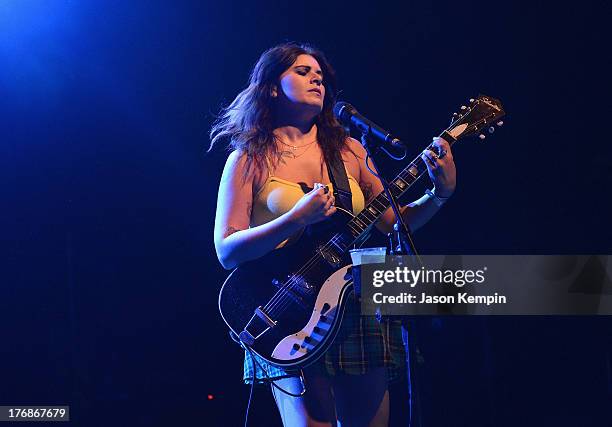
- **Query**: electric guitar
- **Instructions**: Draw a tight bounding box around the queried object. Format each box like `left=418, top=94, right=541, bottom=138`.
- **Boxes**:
left=218, top=95, right=505, bottom=368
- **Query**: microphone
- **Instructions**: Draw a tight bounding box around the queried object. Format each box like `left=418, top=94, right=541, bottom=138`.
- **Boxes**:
left=333, top=102, right=404, bottom=147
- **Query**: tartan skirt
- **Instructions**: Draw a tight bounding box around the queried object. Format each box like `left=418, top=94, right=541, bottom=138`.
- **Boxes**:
left=243, top=294, right=406, bottom=384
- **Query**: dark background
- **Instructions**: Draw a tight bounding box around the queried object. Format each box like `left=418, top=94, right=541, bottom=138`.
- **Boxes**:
left=1, top=1, right=610, bottom=426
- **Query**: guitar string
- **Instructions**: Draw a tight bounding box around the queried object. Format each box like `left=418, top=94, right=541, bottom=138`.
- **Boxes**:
left=263, top=233, right=346, bottom=315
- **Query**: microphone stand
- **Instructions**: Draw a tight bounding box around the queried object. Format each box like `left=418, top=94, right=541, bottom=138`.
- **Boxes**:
left=358, top=132, right=422, bottom=260
left=359, top=130, right=424, bottom=427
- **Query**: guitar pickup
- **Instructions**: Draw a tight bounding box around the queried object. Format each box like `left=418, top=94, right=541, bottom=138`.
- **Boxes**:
left=271, top=279, right=308, bottom=309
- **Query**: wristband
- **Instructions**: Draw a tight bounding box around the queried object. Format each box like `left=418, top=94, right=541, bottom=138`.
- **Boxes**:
left=425, top=188, right=450, bottom=207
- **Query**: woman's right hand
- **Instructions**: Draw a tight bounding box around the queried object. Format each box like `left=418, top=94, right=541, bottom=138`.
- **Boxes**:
left=289, top=183, right=336, bottom=226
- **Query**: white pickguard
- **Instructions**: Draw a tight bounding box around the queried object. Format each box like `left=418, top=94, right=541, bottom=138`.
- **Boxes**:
left=271, top=265, right=352, bottom=361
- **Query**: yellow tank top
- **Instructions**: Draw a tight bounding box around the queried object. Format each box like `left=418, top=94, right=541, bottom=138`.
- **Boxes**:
left=251, top=173, right=366, bottom=246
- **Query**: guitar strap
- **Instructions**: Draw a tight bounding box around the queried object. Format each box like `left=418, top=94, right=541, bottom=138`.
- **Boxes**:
left=326, top=154, right=353, bottom=213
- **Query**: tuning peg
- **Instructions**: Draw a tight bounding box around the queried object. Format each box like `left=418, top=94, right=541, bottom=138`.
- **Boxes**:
left=479, top=134, right=486, bottom=140
left=460, top=105, right=467, bottom=110
left=488, top=126, right=495, bottom=134
left=496, top=120, right=504, bottom=126
left=469, top=98, right=475, bottom=103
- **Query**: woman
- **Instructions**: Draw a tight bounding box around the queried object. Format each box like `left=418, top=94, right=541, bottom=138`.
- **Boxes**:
left=210, top=42, right=456, bottom=427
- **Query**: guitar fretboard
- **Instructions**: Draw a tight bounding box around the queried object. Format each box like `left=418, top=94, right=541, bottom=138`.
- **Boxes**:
left=330, top=131, right=458, bottom=253
left=345, top=148, right=432, bottom=239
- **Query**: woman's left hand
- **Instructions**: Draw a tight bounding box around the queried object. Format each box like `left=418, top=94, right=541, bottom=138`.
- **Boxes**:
left=421, top=137, right=456, bottom=197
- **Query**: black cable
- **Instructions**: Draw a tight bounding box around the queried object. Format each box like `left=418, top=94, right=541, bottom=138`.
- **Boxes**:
left=228, top=331, right=307, bottom=427
left=242, top=343, right=306, bottom=398
left=244, top=355, right=256, bottom=427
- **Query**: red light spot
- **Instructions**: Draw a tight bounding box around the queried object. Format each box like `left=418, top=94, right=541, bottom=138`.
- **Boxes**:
left=207, top=394, right=214, bottom=400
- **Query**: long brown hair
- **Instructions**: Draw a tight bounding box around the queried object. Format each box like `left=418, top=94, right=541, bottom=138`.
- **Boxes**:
left=209, top=42, right=348, bottom=178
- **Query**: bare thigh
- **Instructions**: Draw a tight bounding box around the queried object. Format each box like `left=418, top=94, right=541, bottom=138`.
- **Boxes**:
left=332, top=367, right=389, bottom=427
left=271, top=367, right=337, bottom=427
left=271, top=367, right=389, bottom=427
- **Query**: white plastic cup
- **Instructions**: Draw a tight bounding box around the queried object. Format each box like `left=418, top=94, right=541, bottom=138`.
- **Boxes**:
left=349, top=247, right=386, bottom=298
left=349, top=247, right=387, bottom=266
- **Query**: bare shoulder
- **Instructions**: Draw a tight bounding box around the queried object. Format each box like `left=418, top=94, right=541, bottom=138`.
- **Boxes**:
left=344, top=137, right=367, bottom=159
left=341, top=137, right=366, bottom=181
left=223, top=149, right=247, bottom=174
left=219, top=150, right=240, bottom=179
left=342, top=137, right=383, bottom=202
left=221, top=150, right=264, bottom=189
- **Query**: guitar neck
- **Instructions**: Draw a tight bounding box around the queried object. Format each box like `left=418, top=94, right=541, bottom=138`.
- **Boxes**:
left=340, top=130, right=458, bottom=242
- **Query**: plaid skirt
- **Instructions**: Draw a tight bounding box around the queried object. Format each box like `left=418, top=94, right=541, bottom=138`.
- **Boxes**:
left=243, top=294, right=406, bottom=384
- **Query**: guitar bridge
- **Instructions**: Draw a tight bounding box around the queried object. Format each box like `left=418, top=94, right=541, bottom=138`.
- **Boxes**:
left=239, top=306, right=277, bottom=346
left=255, top=306, right=276, bottom=328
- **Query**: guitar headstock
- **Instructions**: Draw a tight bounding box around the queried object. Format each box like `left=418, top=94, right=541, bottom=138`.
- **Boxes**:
left=446, top=94, right=505, bottom=141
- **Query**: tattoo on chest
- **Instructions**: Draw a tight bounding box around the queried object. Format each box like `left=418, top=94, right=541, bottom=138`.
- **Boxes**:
left=359, top=181, right=373, bottom=202
left=278, top=150, right=294, bottom=164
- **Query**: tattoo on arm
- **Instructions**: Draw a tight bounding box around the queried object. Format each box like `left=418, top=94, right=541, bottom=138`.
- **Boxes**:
left=359, top=181, right=374, bottom=203
left=223, top=226, right=243, bottom=238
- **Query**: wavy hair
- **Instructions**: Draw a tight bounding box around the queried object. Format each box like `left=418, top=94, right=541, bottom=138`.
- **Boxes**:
left=208, top=42, right=348, bottom=178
